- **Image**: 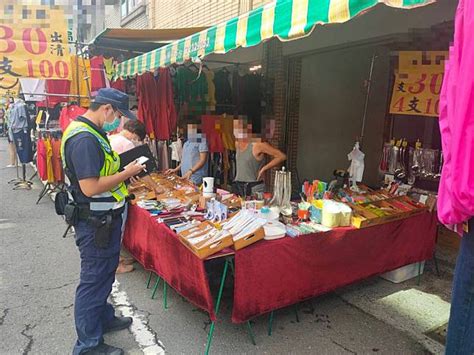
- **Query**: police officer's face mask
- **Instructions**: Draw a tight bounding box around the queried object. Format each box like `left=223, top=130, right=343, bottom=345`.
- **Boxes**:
left=103, top=107, right=121, bottom=132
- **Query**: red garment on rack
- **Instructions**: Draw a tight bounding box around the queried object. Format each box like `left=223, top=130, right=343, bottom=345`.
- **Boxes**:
left=45, top=80, right=71, bottom=107
left=90, top=56, right=107, bottom=94
left=36, top=138, right=48, bottom=181
left=136, top=72, right=157, bottom=137
left=59, top=105, right=87, bottom=132
left=201, top=115, right=224, bottom=153
left=136, top=69, right=177, bottom=140
left=51, top=138, right=64, bottom=182
left=111, top=79, right=126, bottom=91
left=156, top=68, right=177, bottom=140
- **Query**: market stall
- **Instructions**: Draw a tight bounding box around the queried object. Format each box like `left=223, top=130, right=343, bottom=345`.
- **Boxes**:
left=107, top=0, right=450, bottom=353
left=118, top=170, right=436, bottom=353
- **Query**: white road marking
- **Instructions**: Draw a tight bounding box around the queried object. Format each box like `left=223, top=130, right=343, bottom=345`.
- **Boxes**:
left=111, top=280, right=165, bottom=354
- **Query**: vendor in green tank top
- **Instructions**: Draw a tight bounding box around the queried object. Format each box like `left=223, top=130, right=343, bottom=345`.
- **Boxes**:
left=233, top=118, right=286, bottom=197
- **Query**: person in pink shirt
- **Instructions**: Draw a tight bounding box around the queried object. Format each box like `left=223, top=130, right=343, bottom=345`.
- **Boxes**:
left=109, top=119, right=146, bottom=273
left=438, top=0, right=474, bottom=353
left=109, top=119, right=145, bottom=154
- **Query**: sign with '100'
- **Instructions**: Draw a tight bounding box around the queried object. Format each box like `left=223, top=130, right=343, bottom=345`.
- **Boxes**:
left=0, top=4, right=71, bottom=87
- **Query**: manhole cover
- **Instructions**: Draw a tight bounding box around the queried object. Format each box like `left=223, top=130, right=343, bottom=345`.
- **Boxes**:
left=425, top=322, right=448, bottom=345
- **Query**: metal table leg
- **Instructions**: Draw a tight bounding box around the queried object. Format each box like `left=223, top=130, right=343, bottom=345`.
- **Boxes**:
left=205, top=257, right=231, bottom=355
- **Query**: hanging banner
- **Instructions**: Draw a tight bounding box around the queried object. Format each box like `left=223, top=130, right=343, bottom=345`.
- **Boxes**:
left=0, top=4, right=71, bottom=96
left=389, top=51, right=448, bottom=117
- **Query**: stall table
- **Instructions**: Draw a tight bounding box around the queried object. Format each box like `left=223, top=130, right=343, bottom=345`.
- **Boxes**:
left=123, top=205, right=437, bottom=349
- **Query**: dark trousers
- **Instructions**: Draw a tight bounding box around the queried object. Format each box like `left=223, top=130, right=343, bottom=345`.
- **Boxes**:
left=73, top=216, right=122, bottom=355
left=446, top=219, right=474, bottom=355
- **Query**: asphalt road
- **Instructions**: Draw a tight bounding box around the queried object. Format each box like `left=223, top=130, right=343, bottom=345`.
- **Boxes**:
left=0, top=136, right=448, bottom=354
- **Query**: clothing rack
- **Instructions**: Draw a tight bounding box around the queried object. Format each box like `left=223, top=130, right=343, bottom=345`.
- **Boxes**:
left=21, top=92, right=90, bottom=98
left=35, top=131, right=65, bottom=204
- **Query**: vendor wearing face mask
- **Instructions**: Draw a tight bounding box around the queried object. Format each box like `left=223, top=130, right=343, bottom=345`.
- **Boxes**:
left=61, top=88, right=145, bottom=355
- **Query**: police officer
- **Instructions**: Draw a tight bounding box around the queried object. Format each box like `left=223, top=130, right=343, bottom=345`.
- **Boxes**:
left=61, top=88, right=145, bottom=355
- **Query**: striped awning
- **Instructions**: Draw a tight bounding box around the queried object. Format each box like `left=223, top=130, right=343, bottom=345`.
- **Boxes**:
left=115, top=0, right=434, bottom=79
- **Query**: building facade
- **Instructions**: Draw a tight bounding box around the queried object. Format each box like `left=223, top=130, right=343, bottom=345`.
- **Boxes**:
left=101, top=0, right=273, bottom=34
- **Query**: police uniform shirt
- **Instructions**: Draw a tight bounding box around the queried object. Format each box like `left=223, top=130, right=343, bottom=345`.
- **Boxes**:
left=64, top=116, right=106, bottom=204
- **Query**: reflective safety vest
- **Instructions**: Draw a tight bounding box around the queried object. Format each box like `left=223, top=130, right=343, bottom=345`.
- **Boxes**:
left=61, top=120, right=128, bottom=211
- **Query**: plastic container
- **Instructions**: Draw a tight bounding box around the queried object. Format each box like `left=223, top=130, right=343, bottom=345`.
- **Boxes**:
left=380, top=262, right=425, bottom=283
left=322, top=200, right=341, bottom=228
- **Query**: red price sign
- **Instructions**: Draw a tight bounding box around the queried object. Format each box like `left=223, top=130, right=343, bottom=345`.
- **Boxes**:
left=389, top=72, right=444, bottom=117
left=0, top=6, right=70, bottom=83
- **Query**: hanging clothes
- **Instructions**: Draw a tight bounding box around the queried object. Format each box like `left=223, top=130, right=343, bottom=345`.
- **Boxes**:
left=201, top=115, right=224, bottom=153
left=219, top=114, right=236, bottom=151
left=90, top=56, right=109, bottom=95
left=136, top=69, right=176, bottom=140
left=242, top=73, right=262, bottom=133
left=36, top=138, right=48, bottom=181
left=170, top=138, right=183, bottom=163
left=214, top=69, right=233, bottom=114
left=44, top=80, right=71, bottom=107
left=103, top=57, right=115, bottom=81
left=175, top=66, right=194, bottom=104
left=110, top=78, right=126, bottom=91
left=69, top=55, right=91, bottom=107
left=136, top=72, right=158, bottom=138
left=155, top=68, right=177, bottom=140
left=156, top=140, right=170, bottom=171
left=19, top=79, right=46, bottom=102
left=175, top=66, right=208, bottom=114
left=43, top=137, right=55, bottom=183
left=59, top=104, right=87, bottom=132
left=205, top=71, right=216, bottom=112
left=35, top=110, right=46, bottom=126
left=51, top=138, right=64, bottom=182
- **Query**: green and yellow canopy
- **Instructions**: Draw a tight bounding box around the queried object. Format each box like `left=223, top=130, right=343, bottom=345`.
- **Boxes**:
left=115, top=0, right=434, bottom=79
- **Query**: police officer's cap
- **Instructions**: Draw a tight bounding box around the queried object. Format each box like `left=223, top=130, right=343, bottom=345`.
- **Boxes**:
left=93, top=88, right=137, bottom=120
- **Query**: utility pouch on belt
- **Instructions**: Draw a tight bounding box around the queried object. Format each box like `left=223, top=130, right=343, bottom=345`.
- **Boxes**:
left=55, top=191, right=70, bottom=216
left=89, top=214, right=113, bottom=249
left=64, top=203, right=80, bottom=226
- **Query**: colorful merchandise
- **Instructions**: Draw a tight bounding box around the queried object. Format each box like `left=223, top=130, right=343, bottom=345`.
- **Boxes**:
left=69, top=55, right=91, bottom=107
left=59, top=104, right=87, bottom=132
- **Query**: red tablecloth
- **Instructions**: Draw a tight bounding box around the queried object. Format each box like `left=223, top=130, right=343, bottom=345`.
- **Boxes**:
left=231, top=212, right=437, bottom=323
left=123, top=205, right=216, bottom=320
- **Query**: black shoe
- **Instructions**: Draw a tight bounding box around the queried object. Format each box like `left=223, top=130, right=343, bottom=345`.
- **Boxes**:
left=83, top=343, right=124, bottom=355
left=104, top=316, right=133, bottom=333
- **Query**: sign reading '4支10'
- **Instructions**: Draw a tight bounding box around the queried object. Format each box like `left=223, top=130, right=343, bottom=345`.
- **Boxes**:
left=389, top=71, right=444, bottom=117
left=389, top=51, right=448, bottom=118
left=0, top=4, right=71, bottom=83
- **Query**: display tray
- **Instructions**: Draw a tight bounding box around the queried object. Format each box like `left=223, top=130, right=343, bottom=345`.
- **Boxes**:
left=178, top=222, right=234, bottom=259
left=233, top=227, right=265, bottom=250
left=350, top=195, right=427, bottom=229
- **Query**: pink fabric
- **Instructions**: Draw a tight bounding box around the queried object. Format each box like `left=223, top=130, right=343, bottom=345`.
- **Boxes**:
left=109, top=134, right=135, bottom=154
left=438, top=0, right=474, bottom=226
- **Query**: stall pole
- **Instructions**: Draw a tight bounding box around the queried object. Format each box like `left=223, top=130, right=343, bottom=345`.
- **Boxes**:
left=417, top=262, right=423, bottom=286
left=360, top=53, right=376, bottom=144
left=146, top=271, right=153, bottom=289
left=163, top=282, right=168, bottom=310
left=246, top=322, right=256, bottom=346
left=267, top=311, right=275, bottom=336
left=75, top=41, right=81, bottom=105
left=151, top=276, right=162, bottom=300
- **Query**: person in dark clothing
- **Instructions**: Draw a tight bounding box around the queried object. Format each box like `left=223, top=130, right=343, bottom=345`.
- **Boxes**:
left=62, top=88, right=145, bottom=355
